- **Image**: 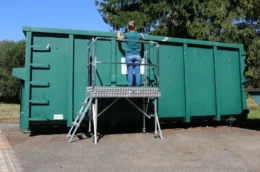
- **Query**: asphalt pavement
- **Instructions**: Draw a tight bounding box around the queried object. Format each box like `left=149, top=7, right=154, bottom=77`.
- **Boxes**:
left=0, top=122, right=260, bottom=172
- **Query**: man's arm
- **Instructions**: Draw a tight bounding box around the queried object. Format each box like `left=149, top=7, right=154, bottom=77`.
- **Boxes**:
left=140, top=33, right=144, bottom=40
left=117, top=31, right=125, bottom=40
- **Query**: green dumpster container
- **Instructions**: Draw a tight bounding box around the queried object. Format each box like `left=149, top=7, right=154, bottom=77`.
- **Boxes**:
left=12, top=26, right=248, bottom=132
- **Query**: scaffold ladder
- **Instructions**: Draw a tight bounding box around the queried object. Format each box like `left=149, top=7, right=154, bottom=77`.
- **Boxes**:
left=67, top=96, right=92, bottom=143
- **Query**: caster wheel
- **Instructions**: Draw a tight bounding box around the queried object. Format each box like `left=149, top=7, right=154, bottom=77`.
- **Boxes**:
left=143, top=129, right=146, bottom=134
left=87, top=132, right=93, bottom=137
left=92, top=135, right=99, bottom=143
left=92, top=136, right=95, bottom=143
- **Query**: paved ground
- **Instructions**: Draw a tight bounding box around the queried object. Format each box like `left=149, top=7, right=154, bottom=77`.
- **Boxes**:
left=0, top=128, right=22, bottom=172
left=0, top=122, right=260, bottom=172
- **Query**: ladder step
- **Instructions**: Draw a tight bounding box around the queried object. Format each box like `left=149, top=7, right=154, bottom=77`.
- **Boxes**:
left=86, top=87, right=93, bottom=92
left=82, top=101, right=88, bottom=105
left=77, top=112, right=84, bottom=115
left=72, top=121, right=78, bottom=126
left=82, top=97, right=90, bottom=105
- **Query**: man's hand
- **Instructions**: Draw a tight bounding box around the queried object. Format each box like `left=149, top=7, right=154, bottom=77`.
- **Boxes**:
left=117, top=31, right=124, bottom=40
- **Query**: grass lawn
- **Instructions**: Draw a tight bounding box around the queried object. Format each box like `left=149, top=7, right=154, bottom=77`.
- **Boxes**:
left=0, top=97, right=260, bottom=124
left=0, top=103, right=20, bottom=123
left=247, top=96, right=260, bottom=119
left=248, top=109, right=260, bottom=119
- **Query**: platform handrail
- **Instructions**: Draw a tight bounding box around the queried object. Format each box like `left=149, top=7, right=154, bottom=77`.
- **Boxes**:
left=90, top=36, right=160, bottom=89
left=94, top=37, right=159, bottom=56
left=95, top=61, right=158, bottom=66
left=94, top=37, right=160, bottom=47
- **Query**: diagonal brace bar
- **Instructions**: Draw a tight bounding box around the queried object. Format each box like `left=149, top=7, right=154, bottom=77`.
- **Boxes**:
left=125, top=98, right=151, bottom=119
left=97, top=98, right=119, bottom=117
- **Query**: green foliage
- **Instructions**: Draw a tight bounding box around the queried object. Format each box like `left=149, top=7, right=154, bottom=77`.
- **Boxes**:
left=0, top=40, right=25, bottom=103
left=95, top=0, right=171, bottom=33
left=95, top=0, right=260, bottom=87
left=246, top=38, right=260, bottom=87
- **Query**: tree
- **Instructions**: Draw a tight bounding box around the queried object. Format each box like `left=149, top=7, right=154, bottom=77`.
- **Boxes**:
left=0, top=40, right=25, bottom=103
left=95, top=0, right=171, bottom=33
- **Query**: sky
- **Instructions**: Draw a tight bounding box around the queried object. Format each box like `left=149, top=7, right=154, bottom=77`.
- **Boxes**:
left=0, top=0, right=110, bottom=41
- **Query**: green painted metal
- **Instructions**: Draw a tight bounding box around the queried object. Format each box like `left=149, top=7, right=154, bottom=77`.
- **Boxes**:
left=12, top=26, right=248, bottom=132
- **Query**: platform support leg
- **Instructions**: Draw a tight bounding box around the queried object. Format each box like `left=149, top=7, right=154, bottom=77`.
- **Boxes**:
left=154, top=98, right=163, bottom=139
left=156, top=116, right=163, bottom=139
left=88, top=116, right=92, bottom=133
left=154, top=98, right=158, bottom=138
left=92, top=99, right=98, bottom=144
left=88, top=109, right=92, bottom=136
left=143, top=98, right=146, bottom=133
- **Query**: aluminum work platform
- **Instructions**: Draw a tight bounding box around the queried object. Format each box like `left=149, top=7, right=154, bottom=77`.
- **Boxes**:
left=67, top=37, right=163, bottom=144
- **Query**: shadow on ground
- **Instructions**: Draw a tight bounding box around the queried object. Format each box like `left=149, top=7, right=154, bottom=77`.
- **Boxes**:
left=234, top=118, right=260, bottom=131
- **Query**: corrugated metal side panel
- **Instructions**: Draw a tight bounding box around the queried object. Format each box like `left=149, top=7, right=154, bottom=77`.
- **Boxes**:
left=185, top=45, right=216, bottom=117
left=215, top=48, right=243, bottom=115
left=158, top=43, right=185, bottom=118
left=158, top=43, right=246, bottom=122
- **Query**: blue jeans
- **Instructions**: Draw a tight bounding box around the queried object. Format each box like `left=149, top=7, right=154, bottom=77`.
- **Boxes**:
left=125, top=55, right=141, bottom=87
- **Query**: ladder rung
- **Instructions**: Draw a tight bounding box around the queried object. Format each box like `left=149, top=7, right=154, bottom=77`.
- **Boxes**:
left=86, top=87, right=93, bottom=92
left=82, top=102, right=88, bottom=105
left=77, top=112, right=84, bottom=115
left=72, top=121, right=78, bottom=126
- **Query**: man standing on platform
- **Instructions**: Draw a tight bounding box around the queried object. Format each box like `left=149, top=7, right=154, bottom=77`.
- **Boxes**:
left=117, top=21, right=144, bottom=87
